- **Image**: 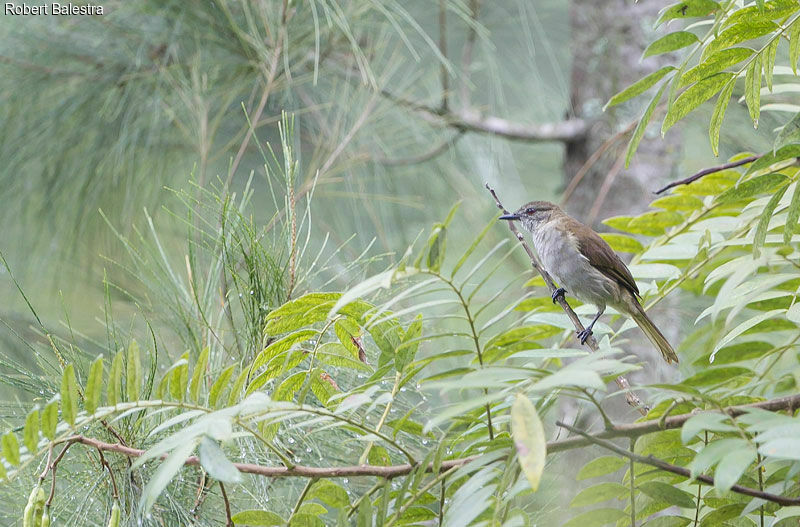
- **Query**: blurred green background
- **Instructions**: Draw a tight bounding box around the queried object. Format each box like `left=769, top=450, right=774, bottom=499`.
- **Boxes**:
left=0, top=0, right=781, bottom=379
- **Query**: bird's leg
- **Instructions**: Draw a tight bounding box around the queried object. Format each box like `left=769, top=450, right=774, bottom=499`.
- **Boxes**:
left=577, top=307, right=605, bottom=345
left=551, top=287, right=567, bottom=304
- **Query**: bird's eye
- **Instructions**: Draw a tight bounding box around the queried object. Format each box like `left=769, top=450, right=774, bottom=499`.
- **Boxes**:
left=526, top=208, right=536, bottom=214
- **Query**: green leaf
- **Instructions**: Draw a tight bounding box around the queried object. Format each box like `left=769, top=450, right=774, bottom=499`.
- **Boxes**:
left=577, top=456, right=627, bottom=480
left=209, top=365, right=236, bottom=409
left=228, top=369, right=249, bottom=406
left=605, top=66, right=675, bottom=109
left=426, top=225, right=446, bottom=272
left=289, top=513, right=325, bottom=527
left=562, top=508, right=628, bottom=527
left=638, top=481, right=696, bottom=508
left=190, top=347, right=209, bottom=404
left=689, top=438, right=748, bottom=477
left=569, top=482, right=627, bottom=507
left=334, top=318, right=364, bottom=359
left=108, top=351, right=123, bottom=406
left=23, top=409, right=39, bottom=454
left=651, top=195, right=705, bottom=212
left=61, top=363, right=78, bottom=426
left=396, top=315, right=422, bottom=372
left=170, top=353, right=189, bottom=402
left=308, top=480, right=350, bottom=508
left=709, top=79, right=735, bottom=156
left=784, top=182, right=800, bottom=244
left=510, top=393, right=546, bottom=492
left=712, top=309, right=787, bottom=357
left=642, top=517, right=692, bottom=527
left=699, top=503, right=745, bottom=526
left=41, top=399, right=58, bottom=440
left=662, top=73, right=734, bottom=135
left=774, top=112, right=800, bottom=152
left=702, top=20, right=778, bottom=60
left=273, top=371, right=306, bottom=401
left=714, top=446, right=756, bottom=492
left=643, top=32, right=698, bottom=58
left=85, top=355, right=104, bottom=415
left=656, top=0, right=720, bottom=26
left=791, top=20, right=800, bottom=75
left=230, top=510, right=284, bottom=526
left=127, top=339, right=141, bottom=402
left=764, top=38, right=778, bottom=91
left=708, top=341, right=774, bottom=364
left=2, top=432, right=19, bottom=466
left=682, top=367, right=751, bottom=386
left=681, top=413, right=736, bottom=443
left=253, top=330, right=316, bottom=371
left=681, top=47, right=753, bottom=88
left=626, top=81, right=668, bottom=167
left=716, top=173, right=789, bottom=203
left=724, top=0, right=798, bottom=27
left=598, top=233, right=644, bottom=253
left=753, top=184, right=788, bottom=257
left=745, top=55, right=762, bottom=128
left=197, top=436, right=242, bottom=484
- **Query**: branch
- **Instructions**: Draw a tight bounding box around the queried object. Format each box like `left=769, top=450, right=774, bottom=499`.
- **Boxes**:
left=654, top=155, right=761, bottom=195
left=44, top=393, right=800, bottom=482
left=556, top=420, right=800, bottom=507
left=382, top=90, right=588, bottom=143
left=485, top=183, right=647, bottom=415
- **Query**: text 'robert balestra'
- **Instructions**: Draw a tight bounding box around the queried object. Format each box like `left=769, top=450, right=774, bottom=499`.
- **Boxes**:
left=4, top=3, right=104, bottom=15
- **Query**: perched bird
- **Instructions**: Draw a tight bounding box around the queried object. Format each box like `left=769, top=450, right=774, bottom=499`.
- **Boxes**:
left=500, top=200, right=678, bottom=364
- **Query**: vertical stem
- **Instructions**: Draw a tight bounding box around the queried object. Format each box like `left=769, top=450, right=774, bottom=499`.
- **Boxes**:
left=629, top=438, right=636, bottom=527
left=220, top=482, right=233, bottom=527
left=360, top=371, right=402, bottom=465
left=439, top=0, right=449, bottom=111
left=439, top=477, right=446, bottom=526
left=290, top=477, right=318, bottom=522
left=757, top=452, right=764, bottom=527
left=694, top=432, right=708, bottom=527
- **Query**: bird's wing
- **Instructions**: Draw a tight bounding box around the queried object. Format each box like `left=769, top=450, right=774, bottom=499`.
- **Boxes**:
left=571, top=218, right=640, bottom=298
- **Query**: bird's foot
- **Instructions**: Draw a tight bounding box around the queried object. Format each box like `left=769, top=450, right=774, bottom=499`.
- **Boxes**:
left=551, top=287, right=567, bottom=304
left=577, top=328, right=593, bottom=345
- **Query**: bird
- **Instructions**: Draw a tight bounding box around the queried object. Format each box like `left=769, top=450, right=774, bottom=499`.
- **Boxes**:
left=499, top=200, right=678, bottom=364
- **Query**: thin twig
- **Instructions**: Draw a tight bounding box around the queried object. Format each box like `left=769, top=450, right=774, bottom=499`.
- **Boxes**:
left=556, top=420, right=800, bottom=507
left=34, top=393, right=800, bottom=482
left=45, top=439, right=77, bottom=507
left=97, top=448, right=119, bottom=499
left=485, top=183, right=647, bottom=415
left=586, top=150, right=626, bottom=225
left=371, top=131, right=464, bottom=166
left=439, top=0, right=449, bottom=111
left=654, top=155, right=761, bottom=195
left=220, top=482, right=233, bottom=527
left=460, top=0, right=480, bottom=109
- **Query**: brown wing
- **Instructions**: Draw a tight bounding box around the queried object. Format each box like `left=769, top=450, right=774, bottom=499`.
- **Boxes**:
left=569, top=218, right=640, bottom=298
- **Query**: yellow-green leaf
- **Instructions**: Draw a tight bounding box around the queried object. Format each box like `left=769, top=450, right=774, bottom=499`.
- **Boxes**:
left=189, top=347, right=209, bottom=404
left=702, top=20, right=778, bottom=60
left=108, top=351, right=123, bottom=406
left=710, top=79, right=735, bottom=156
left=643, top=31, right=698, bottom=58
left=745, top=55, right=762, bottom=128
left=605, top=66, right=675, bottom=109
left=61, top=363, right=78, bottom=426
left=23, top=409, right=39, bottom=454
left=763, top=38, right=778, bottom=91
left=663, top=73, right=734, bottom=134
left=209, top=364, right=236, bottom=409
left=41, top=399, right=58, bottom=440
left=650, top=195, right=705, bottom=211
left=791, top=20, right=800, bottom=74
left=511, top=393, right=546, bottom=491
left=626, top=82, right=668, bottom=167
left=228, top=369, right=249, bottom=406
left=681, top=47, right=753, bottom=88
left=784, top=183, right=800, bottom=244
left=230, top=510, right=284, bottom=526
left=85, top=355, right=104, bottom=415
left=753, top=185, right=788, bottom=257
left=2, top=432, right=20, bottom=466
left=598, top=233, right=644, bottom=253
left=127, top=340, right=141, bottom=402
left=656, top=0, right=720, bottom=26
left=170, top=353, right=189, bottom=402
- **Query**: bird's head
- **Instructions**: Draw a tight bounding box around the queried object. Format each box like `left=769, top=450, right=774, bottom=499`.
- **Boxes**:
left=499, top=201, right=561, bottom=232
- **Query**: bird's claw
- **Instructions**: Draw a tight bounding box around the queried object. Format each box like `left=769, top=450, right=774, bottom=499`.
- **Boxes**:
left=551, top=287, right=567, bottom=304
left=577, top=328, right=592, bottom=345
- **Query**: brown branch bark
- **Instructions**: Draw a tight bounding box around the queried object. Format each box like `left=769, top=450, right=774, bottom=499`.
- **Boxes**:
left=654, top=155, right=762, bottom=195
left=381, top=90, right=588, bottom=143
left=556, top=420, right=800, bottom=507
left=485, top=183, right=647, bottom=415
left=49, top=393, right=800, bottom=483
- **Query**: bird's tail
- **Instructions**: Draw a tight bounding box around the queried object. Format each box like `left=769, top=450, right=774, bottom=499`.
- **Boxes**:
left=630, top=302, right=678, bottom=364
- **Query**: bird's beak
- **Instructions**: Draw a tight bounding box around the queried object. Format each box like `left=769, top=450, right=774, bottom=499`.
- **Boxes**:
left=499, top=213, right=520, bottom=221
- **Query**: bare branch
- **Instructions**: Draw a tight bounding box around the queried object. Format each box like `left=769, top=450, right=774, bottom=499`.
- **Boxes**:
left=382, top=90, right=588, bottom=143
left=556, top=420, right=800, bottom=507
left=485, top=183, right=647, bottom=415
left=654, top=155, right=761, bottom=195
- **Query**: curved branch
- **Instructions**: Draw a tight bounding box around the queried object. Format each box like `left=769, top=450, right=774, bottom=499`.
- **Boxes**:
left=654, top=155, right=761, bottom=195
left=556, top=420, right=800, bottom=507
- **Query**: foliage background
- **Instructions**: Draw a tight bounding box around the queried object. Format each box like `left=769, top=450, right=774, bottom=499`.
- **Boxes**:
left=1, top=1, right=800, bottom=526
